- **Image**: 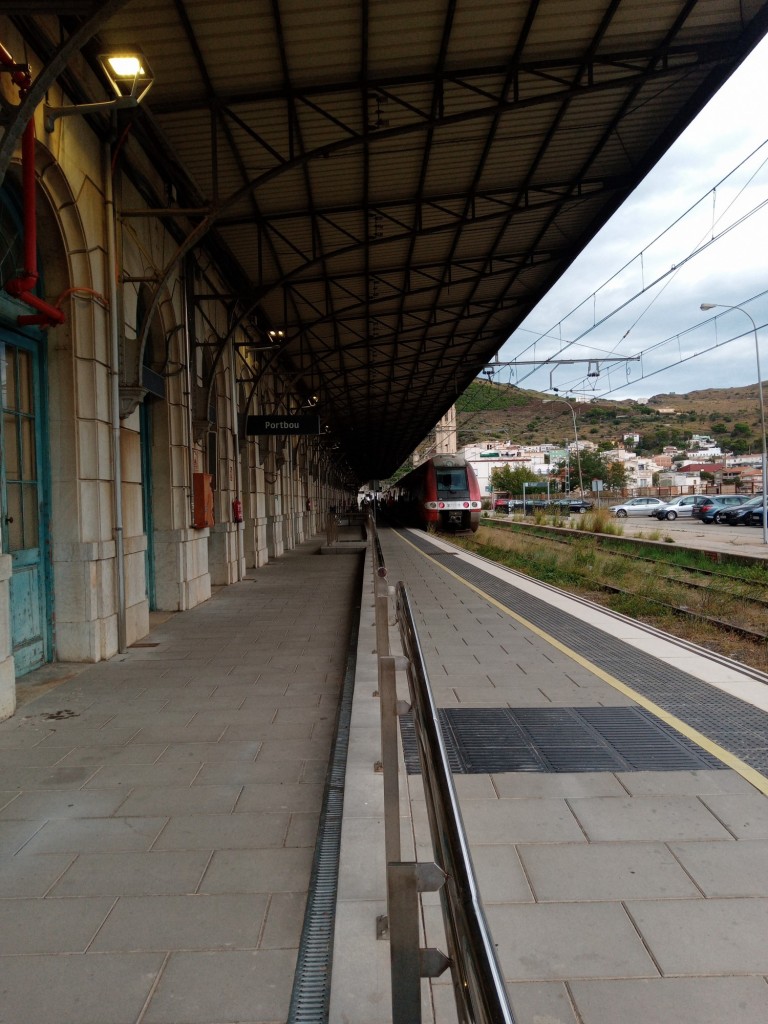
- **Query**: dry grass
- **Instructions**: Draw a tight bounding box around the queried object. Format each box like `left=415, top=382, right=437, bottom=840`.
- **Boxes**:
left=457, top=525, right=768, bottom=674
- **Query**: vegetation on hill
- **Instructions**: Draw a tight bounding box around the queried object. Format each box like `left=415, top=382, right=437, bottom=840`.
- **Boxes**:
left=382, top=379, right=766, bottom=489
left=452, top=379, right=767, bottom=454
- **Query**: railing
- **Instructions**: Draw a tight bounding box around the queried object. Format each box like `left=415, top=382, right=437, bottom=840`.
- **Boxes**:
left=370, top=523, right=515, bottom=1024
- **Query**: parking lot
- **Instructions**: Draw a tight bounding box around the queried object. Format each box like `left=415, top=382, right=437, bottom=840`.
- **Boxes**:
left=603, top=510, right=768, bottom=557
left=490, top=504, right=768, bottom=560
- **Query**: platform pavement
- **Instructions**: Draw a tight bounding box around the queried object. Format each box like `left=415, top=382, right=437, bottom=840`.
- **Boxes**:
left=0, top=538, right=362, bottom=1024
left=377, top=526, right=768, bottom=1024
left=4, top=524, right=768, bottom=1024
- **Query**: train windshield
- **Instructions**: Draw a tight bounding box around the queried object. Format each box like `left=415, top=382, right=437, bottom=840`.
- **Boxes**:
left=436, top=468, right=470, bottom=498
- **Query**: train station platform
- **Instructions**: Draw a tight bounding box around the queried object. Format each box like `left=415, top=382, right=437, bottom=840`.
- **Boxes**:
left=0, top=537, right=362, bottom=1024
left=373, top=525, right=768, bottom=1024
left=3, top=523, right=768, bottom=1024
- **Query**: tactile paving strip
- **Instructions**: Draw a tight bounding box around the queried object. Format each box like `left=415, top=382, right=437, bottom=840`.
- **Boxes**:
left=399, top=706, right=727, bottom=774
left=396, top=531, right=768, bottom=774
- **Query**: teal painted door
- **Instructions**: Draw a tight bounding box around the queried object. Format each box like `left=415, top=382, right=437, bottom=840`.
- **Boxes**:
left=139, top=400, right=156, bottom=610
left=0, top=336, right=49, bottom=675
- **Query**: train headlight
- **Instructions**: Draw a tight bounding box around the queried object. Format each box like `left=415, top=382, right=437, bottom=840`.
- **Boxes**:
left=463, top=501, right=469, bottom=507
left=438, top=501, right=445, bottom=508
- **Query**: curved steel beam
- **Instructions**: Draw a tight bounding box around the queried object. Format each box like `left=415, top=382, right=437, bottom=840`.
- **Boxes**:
left=135, top=57, right=696, bottom=361
left=0, top=0, right=132, bottom=184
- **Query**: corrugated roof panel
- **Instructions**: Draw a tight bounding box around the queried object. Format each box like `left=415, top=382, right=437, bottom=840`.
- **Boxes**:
left=16, top=0, right=767, bottom=476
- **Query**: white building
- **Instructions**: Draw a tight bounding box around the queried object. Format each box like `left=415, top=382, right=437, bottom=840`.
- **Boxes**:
left=461, top=443, right=549, bottom=495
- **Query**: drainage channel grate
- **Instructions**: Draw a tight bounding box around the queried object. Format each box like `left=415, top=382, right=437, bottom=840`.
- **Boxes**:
left=286, top=564, right=361, bottom=1024
left=400, top=706, right=727, bottom=774
left=399, top=532, right=768, bottom=775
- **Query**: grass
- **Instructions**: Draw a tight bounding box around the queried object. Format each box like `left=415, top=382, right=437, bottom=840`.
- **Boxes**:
left=452, top=524, right=768, bottom=674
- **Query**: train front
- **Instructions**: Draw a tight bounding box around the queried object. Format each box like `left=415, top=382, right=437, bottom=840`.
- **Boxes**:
left=425, top=456, right=482, bottom=532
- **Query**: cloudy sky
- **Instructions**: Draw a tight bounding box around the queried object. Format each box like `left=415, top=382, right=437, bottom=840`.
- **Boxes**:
left=494, top=35, right=768, bottom=404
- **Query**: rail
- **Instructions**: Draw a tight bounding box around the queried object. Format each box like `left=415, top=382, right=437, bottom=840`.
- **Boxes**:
left=369, top=522, right=514, bottom=1024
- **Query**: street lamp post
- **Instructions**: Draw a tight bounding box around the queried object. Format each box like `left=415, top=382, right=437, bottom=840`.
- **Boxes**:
left=544, top=398, right=583, bottom=494
left=700, top=303, right=768, bottom=545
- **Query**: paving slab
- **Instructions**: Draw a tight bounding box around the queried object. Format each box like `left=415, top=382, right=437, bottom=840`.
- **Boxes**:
left=668, top=838, right=768, bottom=896
left=90, top=892, right=269, bottom=951
left=0, top=895, right=114, bottom=953
left=199, top=847, right=314, bottom=894
left=0, top=851, right=72, bottom=896
left=517, top=841, right=702, bottom=901
left=626, top=896, right=768, bottom=974
left=569, top=976, right=768, bottom=1024
left=0, top=952, right=165, bottom=1024
left=567, top=795, right=735, bottom=841
left=51, top=850, right=211, bottom=896
left=460, top=797, right=587, bottom=843
left=460, top=902, right=658, bottom=981
left=142, top=948, right=297, bottom=1024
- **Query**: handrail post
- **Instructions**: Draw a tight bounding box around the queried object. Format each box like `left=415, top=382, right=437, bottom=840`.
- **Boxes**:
left=388, top=861, right=449, bottom=1024
left=378, top=654, right=401, bottom=870
left=396, top=581, right=516, bottom=1024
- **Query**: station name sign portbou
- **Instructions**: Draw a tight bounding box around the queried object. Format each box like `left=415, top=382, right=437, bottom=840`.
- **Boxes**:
left=245, top=415, right=320, bottom=436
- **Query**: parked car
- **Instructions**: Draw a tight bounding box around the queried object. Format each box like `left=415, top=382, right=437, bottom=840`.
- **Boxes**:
left=700, top=497, right=753, bottom=524
left=494, top=498, right=524, bottom=513
left=691, top=494, right=746, bottom=519
left=548, top=498, right=593, bottom=514
left=744, top=500, right=768, bottom=527
left=721, top=495, right=765, bottom=526
left=609, top=497, right=667, bottom=517
left=653, top=494, right=710, bottom=520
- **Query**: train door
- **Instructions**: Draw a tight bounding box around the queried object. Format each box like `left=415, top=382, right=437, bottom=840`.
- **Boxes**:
left=0, top=330, right=51, bottom=675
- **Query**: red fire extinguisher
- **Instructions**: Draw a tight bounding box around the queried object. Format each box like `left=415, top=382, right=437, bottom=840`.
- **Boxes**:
left=232, top=498, right=243, bottom=523
left=306, top=498, right=313, bottom=512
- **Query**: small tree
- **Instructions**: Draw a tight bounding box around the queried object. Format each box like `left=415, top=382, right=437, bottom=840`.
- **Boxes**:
left=490, top=464, right=538, bottom=494
left=605, top=461, right=628, bottom=489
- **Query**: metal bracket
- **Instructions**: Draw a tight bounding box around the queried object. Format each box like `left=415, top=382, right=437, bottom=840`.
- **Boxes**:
left=420, top=947, right=451, bottom=978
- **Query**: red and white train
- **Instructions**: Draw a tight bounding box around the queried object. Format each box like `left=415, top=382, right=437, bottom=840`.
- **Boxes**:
left=388, top=454, right=482, bottom=532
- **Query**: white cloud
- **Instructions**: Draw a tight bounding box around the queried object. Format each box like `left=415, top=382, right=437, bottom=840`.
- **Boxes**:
left=496, top=37, right=768, bottom=402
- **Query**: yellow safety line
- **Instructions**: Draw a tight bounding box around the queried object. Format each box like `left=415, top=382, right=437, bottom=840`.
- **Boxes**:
left=395, top=530, right=768, bottom=795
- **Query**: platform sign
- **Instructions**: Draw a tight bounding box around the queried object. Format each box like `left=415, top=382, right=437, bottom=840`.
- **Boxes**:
left=245, top=414, right=320, bottom=435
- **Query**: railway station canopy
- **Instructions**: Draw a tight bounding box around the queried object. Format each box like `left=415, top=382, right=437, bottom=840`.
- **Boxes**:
left=4, top=1, right=768, bottom=479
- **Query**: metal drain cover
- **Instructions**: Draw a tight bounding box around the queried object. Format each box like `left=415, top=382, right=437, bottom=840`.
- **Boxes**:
left=400, top=706, right=727, bottom=774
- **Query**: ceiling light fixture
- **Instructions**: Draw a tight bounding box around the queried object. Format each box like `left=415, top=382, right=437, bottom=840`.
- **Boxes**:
left=44, top=49, right=154, bottom=132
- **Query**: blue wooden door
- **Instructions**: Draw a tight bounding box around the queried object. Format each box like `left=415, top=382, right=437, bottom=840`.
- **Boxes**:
left=1, top=337, right=49, bottom=675
left=139, top=399, right=156, bottom=610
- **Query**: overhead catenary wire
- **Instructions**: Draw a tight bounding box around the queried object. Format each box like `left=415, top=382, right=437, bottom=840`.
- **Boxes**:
left=502, top=136, right=768, bottom=396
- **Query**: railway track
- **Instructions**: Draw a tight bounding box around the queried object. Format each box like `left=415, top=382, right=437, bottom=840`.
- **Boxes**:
left=464, top=518, right=768, bottom=649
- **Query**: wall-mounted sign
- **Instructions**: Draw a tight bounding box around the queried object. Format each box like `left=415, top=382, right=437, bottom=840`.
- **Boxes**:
left=245, top=415, right=320, bottom=436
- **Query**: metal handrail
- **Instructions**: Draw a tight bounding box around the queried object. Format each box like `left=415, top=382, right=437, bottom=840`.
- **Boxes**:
left=396, top=581, right=515, bottom=1024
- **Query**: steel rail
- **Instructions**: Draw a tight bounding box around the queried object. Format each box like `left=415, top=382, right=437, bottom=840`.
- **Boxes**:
left=476, top=523, right=768, bottom=641
left=396, top=581, right=515, bottom=1024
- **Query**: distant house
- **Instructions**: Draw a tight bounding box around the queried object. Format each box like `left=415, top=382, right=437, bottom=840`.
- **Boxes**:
left=657, top=471, right=701, bottom=490
left=677, top=462, right=724, bottom=474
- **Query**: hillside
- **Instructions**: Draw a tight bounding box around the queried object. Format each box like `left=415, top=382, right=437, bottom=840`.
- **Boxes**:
left=453, top=379, right=767, bottom=455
